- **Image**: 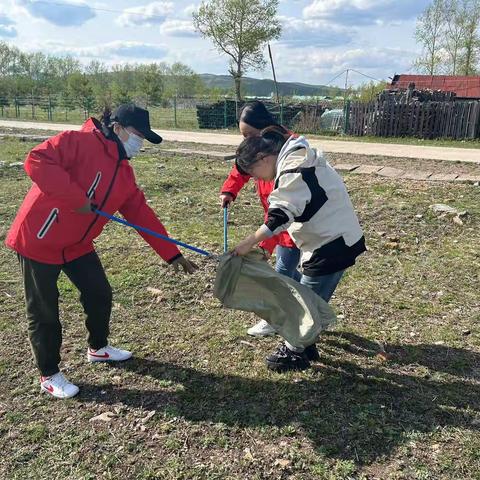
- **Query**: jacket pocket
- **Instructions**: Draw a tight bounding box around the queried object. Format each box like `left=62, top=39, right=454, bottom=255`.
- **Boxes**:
left=37, top=208, right=59, bottom=239
left=87, top=171, right=102, bottom=199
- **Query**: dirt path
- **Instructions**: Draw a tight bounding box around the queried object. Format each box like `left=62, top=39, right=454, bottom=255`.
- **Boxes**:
left=0, top=119, right=479, bottom=164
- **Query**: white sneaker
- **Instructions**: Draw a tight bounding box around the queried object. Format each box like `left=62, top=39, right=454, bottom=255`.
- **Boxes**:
left=247, top=320, right=276, bottom=337
left=40, top=372, right=79, bottom=399
left=87, top=345, right=132, bottom=363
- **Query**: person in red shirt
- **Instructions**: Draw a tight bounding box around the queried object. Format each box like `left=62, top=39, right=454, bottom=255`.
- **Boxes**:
left=220, top=101, right=301, bottom=337
left=6, top=103, right=197, bottom=399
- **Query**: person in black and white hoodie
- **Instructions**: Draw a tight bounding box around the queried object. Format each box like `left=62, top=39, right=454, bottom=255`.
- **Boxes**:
left=233, top=127, right=366, bottom=372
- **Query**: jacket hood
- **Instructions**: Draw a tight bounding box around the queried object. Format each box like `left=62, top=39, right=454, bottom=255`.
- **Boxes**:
left=80, top=117, right=101, bottom=133
left=276, top=135, right=323, bottom=175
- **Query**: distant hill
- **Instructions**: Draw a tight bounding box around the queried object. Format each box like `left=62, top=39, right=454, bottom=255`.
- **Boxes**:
left=199, top=74, right=342, bottom=97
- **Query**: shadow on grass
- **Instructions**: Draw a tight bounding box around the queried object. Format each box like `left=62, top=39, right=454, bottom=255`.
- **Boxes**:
left=80, top=332, right=480, bottom=465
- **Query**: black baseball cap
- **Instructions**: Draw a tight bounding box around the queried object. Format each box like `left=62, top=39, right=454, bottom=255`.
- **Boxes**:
left=111, top=104, right=162, bottom=144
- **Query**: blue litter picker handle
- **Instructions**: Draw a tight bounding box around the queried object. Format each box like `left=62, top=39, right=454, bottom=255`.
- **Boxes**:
left=223, top=207, right=228, bottom=253
left=94, top=209, right=212, bottom=257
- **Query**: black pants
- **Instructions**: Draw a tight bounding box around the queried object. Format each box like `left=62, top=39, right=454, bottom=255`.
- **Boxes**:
left=18, top=251, right=112, bottom=376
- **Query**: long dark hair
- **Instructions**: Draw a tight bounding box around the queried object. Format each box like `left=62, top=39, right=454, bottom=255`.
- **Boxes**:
left=239, top=101, right=288, bottom=134
left=235, top=126, right=288, bottom=174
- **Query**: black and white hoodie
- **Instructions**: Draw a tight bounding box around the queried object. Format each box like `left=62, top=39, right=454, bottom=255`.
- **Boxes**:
left=260, top=135, right=366, bottom=276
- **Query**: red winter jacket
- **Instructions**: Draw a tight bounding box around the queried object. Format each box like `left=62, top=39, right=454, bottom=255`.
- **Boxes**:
left=6, top=118, right=182, bottom=265
left=221, top=165, right=296, bottom=254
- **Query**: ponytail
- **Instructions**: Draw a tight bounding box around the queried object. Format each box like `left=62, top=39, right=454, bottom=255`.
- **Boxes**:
left=235, top=126, right=288, bottom=175
left=100, top=107, right=113, bottom=128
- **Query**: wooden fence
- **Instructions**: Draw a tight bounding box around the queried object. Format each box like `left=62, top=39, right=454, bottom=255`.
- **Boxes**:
left=347, top=100, right=480, bottom=139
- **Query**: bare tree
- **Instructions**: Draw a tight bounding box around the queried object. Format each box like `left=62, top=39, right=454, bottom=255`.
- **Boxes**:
left=443, top=0, right=467, bottom=74
left=458, top=0, right=480, bottom=75
left=193, top=0, right=281, bottom=101
left=414, top=0, right=446, bottom=74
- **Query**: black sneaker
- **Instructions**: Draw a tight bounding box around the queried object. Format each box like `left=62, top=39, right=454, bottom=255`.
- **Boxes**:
left=265, top=343, right=311, bottom=372
left=304, top=343, right=320, bottom=361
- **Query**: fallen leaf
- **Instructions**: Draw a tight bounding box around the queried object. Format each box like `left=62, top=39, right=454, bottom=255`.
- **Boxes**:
left=376, top=351, right=391, bottom=362
left=147, top=287, right=163, bottom=296
left=141, top=410, right=156, bottom=424
left=244, top=447, right=254, bottom=461
left=274, top=459, right=291, bottom=468
left=89, top=412, right=116, bottom=422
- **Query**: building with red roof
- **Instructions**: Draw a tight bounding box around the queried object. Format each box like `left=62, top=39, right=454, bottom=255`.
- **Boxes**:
left=390, top=74, right=480, bottom=99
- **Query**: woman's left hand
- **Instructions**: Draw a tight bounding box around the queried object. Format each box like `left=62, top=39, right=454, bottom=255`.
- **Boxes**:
left=171, top=256, right=198, bottom=274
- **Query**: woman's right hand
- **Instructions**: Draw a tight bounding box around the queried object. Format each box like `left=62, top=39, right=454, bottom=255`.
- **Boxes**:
left=220, top=193, right=233, bottom=208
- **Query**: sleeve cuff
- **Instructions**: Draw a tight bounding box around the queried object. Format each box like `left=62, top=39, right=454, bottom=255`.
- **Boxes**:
left=259, top=224, right=274, bottom=238
left=221, top=191, right=236, bottom=200
left=167, top=253, right=183, bottom=264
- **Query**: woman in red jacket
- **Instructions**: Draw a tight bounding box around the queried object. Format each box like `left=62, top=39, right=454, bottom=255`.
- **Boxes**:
left=220, top=101, right=301, bottom=337
left=6, top=103, right=197, bottom=399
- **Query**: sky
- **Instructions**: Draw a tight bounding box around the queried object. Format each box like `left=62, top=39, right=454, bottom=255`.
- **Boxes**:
left=0, top=0, right=431, bottom=88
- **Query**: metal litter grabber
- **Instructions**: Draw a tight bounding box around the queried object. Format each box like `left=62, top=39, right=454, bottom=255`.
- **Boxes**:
left=223, top=207, right=228, bottom=253
left=94, top=208, right=217, bottom=259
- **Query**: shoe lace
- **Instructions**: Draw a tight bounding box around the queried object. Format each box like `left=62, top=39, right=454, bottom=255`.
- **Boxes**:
left=276, top=343, right=305, bottom=359
left=275, top=343, right=291, bottom=357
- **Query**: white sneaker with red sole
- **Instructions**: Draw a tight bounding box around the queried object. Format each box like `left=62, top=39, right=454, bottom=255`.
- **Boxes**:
left=40, top=372, right=79, bottom=399
left=87, top=345, right=132, bottom=363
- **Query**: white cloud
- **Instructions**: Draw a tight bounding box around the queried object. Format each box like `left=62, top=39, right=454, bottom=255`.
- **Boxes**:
left=182, top=3, right=198, bottom=17
left=42, top=40, right=168, bottom=60
left=278, top=16, right=353, bottom=48
left=116, top=1, right=174, bottom=27
left=303, top=0, right=429, bottom=26
left=0, top=14, right=17, bottom=38
left=275, top=46, right=415, bottom=84
left=15, top=0, right=95, bottom=27
left=160, top=19, right=197, bottom=37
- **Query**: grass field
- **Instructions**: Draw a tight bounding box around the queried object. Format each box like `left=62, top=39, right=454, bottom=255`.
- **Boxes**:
left=0, top=138, right=480, bottom=479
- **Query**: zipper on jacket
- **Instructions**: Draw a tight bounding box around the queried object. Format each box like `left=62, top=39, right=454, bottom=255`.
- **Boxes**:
left=37, top=208, right=59, bottom=239
left=62, top=160, right=122, bottom=264
left=87, top=171, right=102, bottom=199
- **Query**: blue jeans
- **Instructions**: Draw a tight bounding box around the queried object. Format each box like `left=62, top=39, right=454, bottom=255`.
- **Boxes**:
left=275, top=245, right=301, bottom=282
left=300, top=270, right=345, bottom=302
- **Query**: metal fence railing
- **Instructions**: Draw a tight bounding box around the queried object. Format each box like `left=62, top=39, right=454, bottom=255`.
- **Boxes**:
left=4, top=94, right=479, bottom=140
left=2, top=94, right=479, bottom=140
left=0, top=95, right=346, bottom=135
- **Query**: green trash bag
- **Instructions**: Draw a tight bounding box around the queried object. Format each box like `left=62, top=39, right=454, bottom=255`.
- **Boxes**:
left=214, top=251, right=337, bottom=349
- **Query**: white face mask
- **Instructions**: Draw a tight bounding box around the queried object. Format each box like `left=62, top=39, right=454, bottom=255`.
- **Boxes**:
left=122, top=130, right=144, bottom=158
